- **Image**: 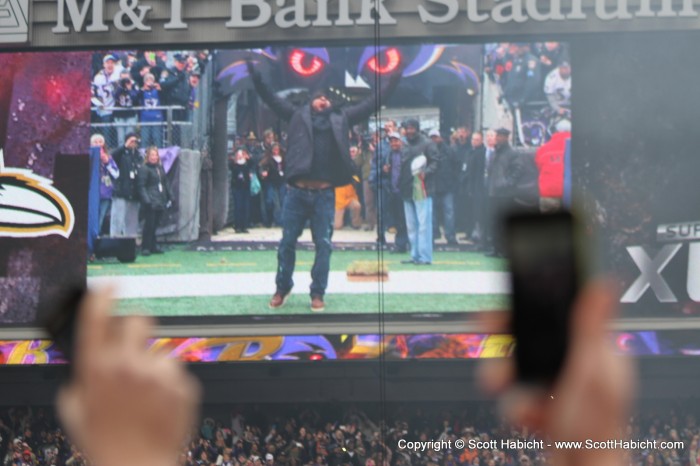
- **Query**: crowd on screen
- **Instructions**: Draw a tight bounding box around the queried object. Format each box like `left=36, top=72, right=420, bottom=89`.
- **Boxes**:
left=484, top=42, right=571, bottom=124
left=224, top=41, right=571, bottom=262
left=91, top=50, right=210, bottom=148
left=224, top=116, right=570, bottom=261
left=90, top=119, right=569, bottom=260
left=88, top=44, right=570, bottom=261
left=0, top=404, right=695, bottom=466
left=89, top=50, right=210, bottom=257
left=90, top=133, right=172, bottom=256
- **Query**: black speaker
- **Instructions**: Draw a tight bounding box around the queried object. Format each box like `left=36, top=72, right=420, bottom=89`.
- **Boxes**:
left=94, top=237, right=137, bottom=263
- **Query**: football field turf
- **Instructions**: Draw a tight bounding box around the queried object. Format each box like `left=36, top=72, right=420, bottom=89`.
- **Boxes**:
left=88, top=247, right=506, bottom=275
left=89, top=247, right=508, bottom=316
left=114, top=293, right=507, bottom=316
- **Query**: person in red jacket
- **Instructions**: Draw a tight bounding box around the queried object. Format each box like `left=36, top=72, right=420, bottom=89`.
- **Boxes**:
left=535, top=119, right=571, bottom=212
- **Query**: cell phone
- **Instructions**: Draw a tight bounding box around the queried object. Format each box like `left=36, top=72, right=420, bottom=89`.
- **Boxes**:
left=39, top=286, right=86, bottom=367
left=504, top=210, right=587, bottom=386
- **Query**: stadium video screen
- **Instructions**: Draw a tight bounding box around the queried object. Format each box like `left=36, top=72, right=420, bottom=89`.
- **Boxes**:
left=0, top=42, right=573, bottom=324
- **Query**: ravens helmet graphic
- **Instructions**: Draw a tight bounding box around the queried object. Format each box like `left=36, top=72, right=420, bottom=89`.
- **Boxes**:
left=0, top=149, right=75, bottom=238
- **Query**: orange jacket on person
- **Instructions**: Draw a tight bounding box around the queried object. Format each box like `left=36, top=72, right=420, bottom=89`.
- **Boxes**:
left=335, top=184, right=359, bottom=211
left=535, top=131, right=570, bottom=198
left=459, top=448, right=478, bottom=464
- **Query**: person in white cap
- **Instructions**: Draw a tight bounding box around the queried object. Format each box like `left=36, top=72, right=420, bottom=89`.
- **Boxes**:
left=91, top=54, right=123, bottom=124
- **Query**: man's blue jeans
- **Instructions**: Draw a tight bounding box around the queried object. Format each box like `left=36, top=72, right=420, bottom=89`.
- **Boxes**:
left=276, top=185, right=335, bottom=297
left=404, top=197, right=433, bottom=264
left=373, top=184, right=394, bottom=242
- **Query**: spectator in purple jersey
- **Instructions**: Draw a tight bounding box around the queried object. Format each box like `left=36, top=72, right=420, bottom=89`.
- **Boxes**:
left=138, top=73, right=163, bottom=148
left=113, top=74, right=138, bottom=147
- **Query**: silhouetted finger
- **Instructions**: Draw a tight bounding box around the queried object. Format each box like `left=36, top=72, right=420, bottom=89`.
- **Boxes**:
left=74, top=287, right=114, bottom=377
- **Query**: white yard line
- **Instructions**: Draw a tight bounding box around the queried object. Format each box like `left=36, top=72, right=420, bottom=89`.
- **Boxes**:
left=88, top=271, right=510, bottom=299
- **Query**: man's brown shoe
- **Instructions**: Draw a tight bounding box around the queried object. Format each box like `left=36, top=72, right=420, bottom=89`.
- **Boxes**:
left=269, top=290, right=291, bottom=309
left=310, top=294, right=325, bottom=312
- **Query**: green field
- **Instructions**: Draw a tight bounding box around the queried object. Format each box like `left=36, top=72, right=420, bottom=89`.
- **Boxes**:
left=91, top=247, right=508, bottom=317
left=116, top=293, right=507, bottom=316
left=88, top=247, right=506, bottom=276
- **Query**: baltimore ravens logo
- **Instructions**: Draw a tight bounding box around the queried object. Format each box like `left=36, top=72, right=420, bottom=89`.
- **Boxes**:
left=0, top=149, right=74, bottom=238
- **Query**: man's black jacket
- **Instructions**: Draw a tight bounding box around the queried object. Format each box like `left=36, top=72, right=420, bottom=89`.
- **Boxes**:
left=466, top=144, right=487, bottom=198
left=428, top=140, right=459, bottom=195
left=160, top=67, right=189, bottom=108
left=248, top=64, right=401, bottom=187
left=487, top=144, right=539, bottom=205
left=111, top=145, right=142, bottom=200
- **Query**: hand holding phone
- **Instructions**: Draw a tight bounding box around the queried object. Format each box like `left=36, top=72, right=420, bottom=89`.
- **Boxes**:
left=504, top=210, right=587, bottom=386
left=480, top=213, right=633, bottom=466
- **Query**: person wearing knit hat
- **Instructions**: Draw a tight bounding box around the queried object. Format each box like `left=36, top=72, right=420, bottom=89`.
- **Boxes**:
left=404, top=119, right=420, bottom=130
left=159, top=52, right=190, bottom=145
left=397, top=117, right=437, bottom=265
left=485, top=126, right=539, bottom=257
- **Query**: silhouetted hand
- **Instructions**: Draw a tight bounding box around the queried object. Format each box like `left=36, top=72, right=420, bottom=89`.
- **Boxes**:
left=478, top=280, right=634, bottom=466
left=57, top=288, right=201, bottom=466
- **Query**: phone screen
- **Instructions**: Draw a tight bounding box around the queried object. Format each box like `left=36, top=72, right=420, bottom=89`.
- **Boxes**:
left=506, top=212, right=581, bottom=386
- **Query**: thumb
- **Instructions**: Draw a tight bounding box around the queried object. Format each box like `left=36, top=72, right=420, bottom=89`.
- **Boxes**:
left=569, top=279, right=618, bottom=350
